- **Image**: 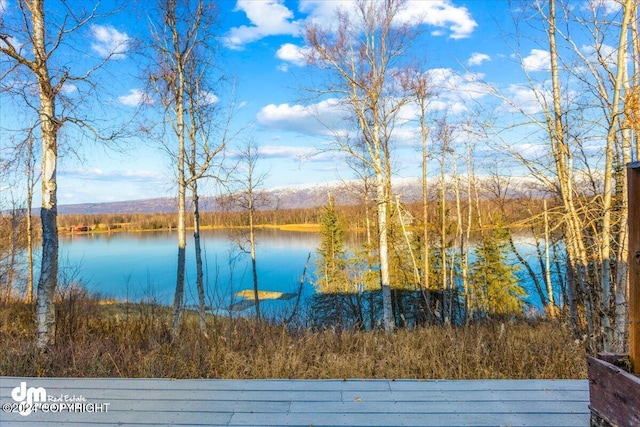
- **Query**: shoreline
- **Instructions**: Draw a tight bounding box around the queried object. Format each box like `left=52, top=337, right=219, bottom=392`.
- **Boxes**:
left=59, top=222, right=323, bottom=235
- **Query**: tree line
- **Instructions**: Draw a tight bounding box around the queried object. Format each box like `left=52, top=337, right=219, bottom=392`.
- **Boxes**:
left=303, top=0, right=639, bottom=354
left=1, top=0, right=638, bottom=355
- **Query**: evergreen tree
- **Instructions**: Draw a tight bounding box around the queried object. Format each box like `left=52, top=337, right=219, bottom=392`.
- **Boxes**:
left=311, top=195, right=357, bottom=328
left=470, top=227, right=527, bottom=317
left=315, top=195, right=350, bottom=293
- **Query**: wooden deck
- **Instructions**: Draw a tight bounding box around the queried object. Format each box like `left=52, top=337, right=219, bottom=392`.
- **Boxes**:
left=0, top=377, right=589, bottom=426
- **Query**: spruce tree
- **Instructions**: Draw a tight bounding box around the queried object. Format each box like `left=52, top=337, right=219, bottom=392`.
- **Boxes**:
left=470, top=227, right=527, bottom=317
left=311, top=195, right=353, bottom=327
left=315, top=195, right=349, bottom=293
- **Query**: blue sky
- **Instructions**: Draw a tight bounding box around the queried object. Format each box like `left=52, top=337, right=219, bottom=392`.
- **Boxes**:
left=0, top=0, right=624, bottom=205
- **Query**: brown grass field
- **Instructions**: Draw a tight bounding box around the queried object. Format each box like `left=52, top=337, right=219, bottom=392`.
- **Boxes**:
left=0, top=295, right=587, bottom=379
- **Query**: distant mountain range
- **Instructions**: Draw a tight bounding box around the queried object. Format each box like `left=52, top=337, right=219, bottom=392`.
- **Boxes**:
left=57, top=181, right=377, bottom=215
left=56, top=176, right=536, bottom=215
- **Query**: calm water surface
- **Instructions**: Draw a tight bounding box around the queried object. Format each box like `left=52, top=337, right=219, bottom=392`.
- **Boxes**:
left=59, top=229, right=320, bottom=315
left=58, top=229, right=558, bottom=314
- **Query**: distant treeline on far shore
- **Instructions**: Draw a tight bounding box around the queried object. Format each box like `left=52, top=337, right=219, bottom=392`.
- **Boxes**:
left=55, top=197, right=554, bottom=235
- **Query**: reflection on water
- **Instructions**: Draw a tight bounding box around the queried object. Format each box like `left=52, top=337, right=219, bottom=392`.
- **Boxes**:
left=58, top=229, right=320, bottom=314
left=57, top=229, right=557, bottom=314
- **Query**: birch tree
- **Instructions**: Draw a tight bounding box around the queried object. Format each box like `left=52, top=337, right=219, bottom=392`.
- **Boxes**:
left=438, top=122, right=449, bottom=324
left=537, top=0, right=636, bottom=350
left=544, top=0, right=591, bottom=336
left=231, top=139, right=268, bottom=322
left=147, top=0, right=218, bottom=338
left=184, top=72, right=227, bottom=336
left=398, top=69, right=435, bottom=322
left=495, top=0, right=638, bottom=350
left=305, top=0, right=416, bottom=332
left=0, top=199, right=22, bottom=303
left=0, top=0, right=125, bottom=349
left=24, top=132, right=37, bottom=304
left=0, top=129, right=38, bottom=303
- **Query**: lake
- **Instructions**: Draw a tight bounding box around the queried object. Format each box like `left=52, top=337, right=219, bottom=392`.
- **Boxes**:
left=57, top=229, right=559, bottom=316
left=59, top=229, right=321, bottom=317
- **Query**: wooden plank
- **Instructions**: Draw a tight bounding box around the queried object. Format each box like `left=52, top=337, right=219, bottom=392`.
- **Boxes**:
left=0, top=377, right=392, bottom=391
left=1, top=410, right=234, bottom=426
left=228, top=411, right=589, bottom=426
left=628, top=161, right=640, bottom=374
left=0, top=378, right=590, bottom=396
left=387, top=379, right=588, bottom=391
left=340, top=389, right=587, bottom=402
left=1, top=377, right=589, bottom=393
left=93, top=399, right=292, bottom=412
left=0, top=385, right=588, bottom=404
left=587, top=356, right=640, bottom=427
left=0, top=377, right=590, bottom=427
left=289, top=399, right=588, bottom=414
left=32, top=388, right=342, bottom=401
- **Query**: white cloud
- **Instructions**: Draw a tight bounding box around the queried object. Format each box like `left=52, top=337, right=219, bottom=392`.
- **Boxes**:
left=426, top=68, right=488, bottom=100
left=259, top=69, right=489, bottom=136
left=200, top=91, right=219, bottom=105
left=299, top=0, right=476, bottom=39
left=0, top=34, right=23, bottom=54
left=257, top=98, right=348, bottom=136
left=395, top=0, right=477, bottom=39
left=385, top=68, right=490, bottom=120
left=226, top=144, right=320, bottom=166
left=60, top=83, right=78, bottom=94
left=256, top=145, right=315, bottom=159
left=226, top=0, right=476, bottom=49
left=514, top=142, right=550, bottom=159
left=522, top=49, right=550, bottom=72
left=468, top=52, right=490, bottom=66
left=276, top=43, right=311, bottom=67
left=60, top=168, right=169, bottom=204
left=499, top=83, right=582, bottom=118
left=225, top=0, right=300, bottom=49
left=584, top=0, right=623, bottom=14
left=298, top=0, right=355, bottom=27
left=90, top=25, right=130, bottom=59
left=118, top=89, right=153, bottom=107
left=499, top=84, right=546, bottom=115
left=581, top=43, right=618, bottom=69
left=62, top=168, right=166, bottom=183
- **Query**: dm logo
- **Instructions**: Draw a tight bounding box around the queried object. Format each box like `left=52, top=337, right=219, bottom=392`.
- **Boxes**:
left=11, top=382, right=46, bottom=416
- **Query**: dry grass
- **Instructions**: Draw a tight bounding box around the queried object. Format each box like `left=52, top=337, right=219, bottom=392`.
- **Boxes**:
left=0, top=299, right=587, bottom=379
left=265, top=224, right=322, bottom=232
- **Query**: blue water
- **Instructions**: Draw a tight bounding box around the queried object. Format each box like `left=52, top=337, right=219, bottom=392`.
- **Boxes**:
left=57, top=230, right=561, bottom=316
left=58, top=229, right=320, bottom=316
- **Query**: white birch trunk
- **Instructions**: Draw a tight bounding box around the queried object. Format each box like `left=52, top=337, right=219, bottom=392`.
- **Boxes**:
left=171, top=53, right=187, bottom=339
left=548, top=0, right=592, bottom=335
left=543, top=200, right=557, bottom=317
left=191, top=184, right=208, bottom=337
left=26, top=135, right=35, bottom=304
left=600, top=0, right=633, bottom=351
left=375, top=168, right=394, bottom=332
left=422, top=122, right=430, bottom=301
left=30, top=0, right=59, bottom=350
left=440, top=135, right=448, bottom=325
left=249, top=187, right=260, bottom=322
left=171, top=159, right=186, bottom=337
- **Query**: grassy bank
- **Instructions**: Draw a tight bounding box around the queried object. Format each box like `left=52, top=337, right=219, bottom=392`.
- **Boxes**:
left=58, top=222, right=322, bottom=235
left=0, top=295, right=586, bottom=379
